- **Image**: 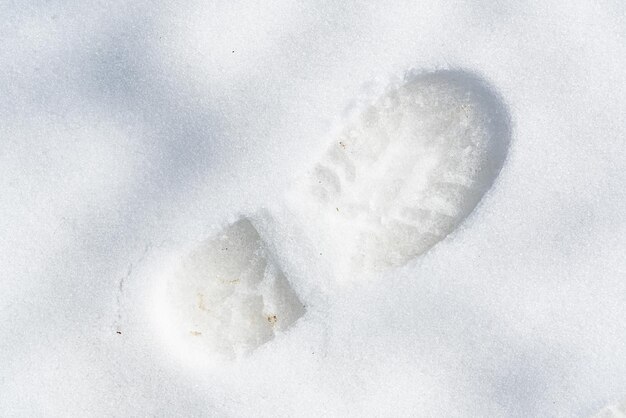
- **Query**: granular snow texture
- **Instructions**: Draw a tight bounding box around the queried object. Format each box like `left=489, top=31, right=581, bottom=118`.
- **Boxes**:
left=1, top=1, right=625, bottom=417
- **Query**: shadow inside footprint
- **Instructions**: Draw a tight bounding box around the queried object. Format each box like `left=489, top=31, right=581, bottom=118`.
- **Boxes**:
left=299, top=69, right=512, bottom=277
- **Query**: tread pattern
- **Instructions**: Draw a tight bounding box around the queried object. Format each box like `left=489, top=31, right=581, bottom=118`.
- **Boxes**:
left=305, top=71, right=510, bottom=275
left=160, top=218, right=305, bottom=359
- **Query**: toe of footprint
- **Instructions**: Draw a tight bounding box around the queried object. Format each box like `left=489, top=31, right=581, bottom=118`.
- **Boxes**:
left=297, top=70, right=511, bottom=277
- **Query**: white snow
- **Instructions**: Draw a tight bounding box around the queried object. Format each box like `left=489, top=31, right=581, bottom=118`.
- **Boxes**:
left=594, top=396, right=626, bottom=417
left=157, top=217, right=305, bottom=362
left=288, top=70, right=510, bottom=279
left=1, top=0, right=626, bottom=417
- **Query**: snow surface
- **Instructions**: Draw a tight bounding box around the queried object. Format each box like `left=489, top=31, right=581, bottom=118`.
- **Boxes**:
left=1, top=0, right=626, bottom=417
left=594, top=396, right=626, bottom=417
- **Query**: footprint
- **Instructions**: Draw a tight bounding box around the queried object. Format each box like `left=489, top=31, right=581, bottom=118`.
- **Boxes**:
left=594, top=397, right=626, bottom=418
left=154, top=69, right=510, bottom=361
left=292, top=70, right=511, bottom=277
left=156, top=218, right=305, bottom=360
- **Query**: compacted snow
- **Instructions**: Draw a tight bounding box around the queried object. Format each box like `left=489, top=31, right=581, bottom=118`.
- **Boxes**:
left=288, top=70, right=510, bottom=279
left=1, top=1, right=626, bottom=417
left=158, top=217, right=305, bottom=362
